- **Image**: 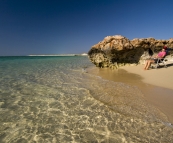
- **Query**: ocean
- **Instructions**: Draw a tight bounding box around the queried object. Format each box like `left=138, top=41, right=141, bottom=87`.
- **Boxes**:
left=0, top=56, right=173, bottom=143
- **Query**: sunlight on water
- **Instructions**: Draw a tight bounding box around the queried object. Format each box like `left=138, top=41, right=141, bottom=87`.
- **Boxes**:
left=0, top=56, right=173, bottom=143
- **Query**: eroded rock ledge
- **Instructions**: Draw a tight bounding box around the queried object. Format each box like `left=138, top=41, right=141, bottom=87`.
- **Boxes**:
left=88, top=35, right=173, bottom=69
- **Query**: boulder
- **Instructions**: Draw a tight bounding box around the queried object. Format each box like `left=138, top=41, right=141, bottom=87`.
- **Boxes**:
left=88, top=35, right=173, bottom=68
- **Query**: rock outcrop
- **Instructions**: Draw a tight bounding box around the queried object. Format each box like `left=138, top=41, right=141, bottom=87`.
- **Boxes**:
left=88, top=35, right=173, bottom=69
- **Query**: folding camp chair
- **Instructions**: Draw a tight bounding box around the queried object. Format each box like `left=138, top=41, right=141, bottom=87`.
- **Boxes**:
left=151, top=48, right=170, bottom=69
left=152, top=58, right=167, bottom=69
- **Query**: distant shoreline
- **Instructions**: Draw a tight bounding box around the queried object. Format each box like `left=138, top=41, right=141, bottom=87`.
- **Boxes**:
left=0, top=54, right=88, bottom=57
left=28, top=53, right=88, bottom=56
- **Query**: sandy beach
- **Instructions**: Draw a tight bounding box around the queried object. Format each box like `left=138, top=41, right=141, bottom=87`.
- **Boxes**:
left=88, top=64, right=173, bottom=124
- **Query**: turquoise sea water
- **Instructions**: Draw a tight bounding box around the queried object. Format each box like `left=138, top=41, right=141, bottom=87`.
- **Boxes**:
left=0, top=56, right=173, bottom=143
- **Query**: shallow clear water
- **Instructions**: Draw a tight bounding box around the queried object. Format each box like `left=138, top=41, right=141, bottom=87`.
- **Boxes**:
left=0, top=56, right=173, bottom=143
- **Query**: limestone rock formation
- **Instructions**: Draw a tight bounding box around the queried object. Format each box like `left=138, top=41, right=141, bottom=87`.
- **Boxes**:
left=88, top=35, right=173, bottom=69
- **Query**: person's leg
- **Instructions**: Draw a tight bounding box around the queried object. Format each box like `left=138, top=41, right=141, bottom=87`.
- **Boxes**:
left=145, top=61, right=151, bottom=70
left=146, top=60, right=154, bottom=70
left=144, top=60, right=149, bottom=70
left=144, top=62, right=147, bottom=70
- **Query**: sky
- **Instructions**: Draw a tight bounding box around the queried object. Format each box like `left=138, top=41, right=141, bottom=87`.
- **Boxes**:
left=0, top=0, right=173, bottom=56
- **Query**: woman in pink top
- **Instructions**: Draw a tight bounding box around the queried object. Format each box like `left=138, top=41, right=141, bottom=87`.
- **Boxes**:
left=144, top=48, right=166, bottom=70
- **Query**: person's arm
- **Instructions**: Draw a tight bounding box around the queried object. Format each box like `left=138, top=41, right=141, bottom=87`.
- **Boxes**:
left=161, top=52, right=166, bottom=58
left=155, top=52, right=161, bottom=58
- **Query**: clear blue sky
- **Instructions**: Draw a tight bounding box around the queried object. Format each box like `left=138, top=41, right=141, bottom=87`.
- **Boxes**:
left=0, top=0, right=173, bottom=56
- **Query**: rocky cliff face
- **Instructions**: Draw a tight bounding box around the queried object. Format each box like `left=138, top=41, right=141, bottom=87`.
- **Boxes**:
left=88, top=35, right=173, bottom=69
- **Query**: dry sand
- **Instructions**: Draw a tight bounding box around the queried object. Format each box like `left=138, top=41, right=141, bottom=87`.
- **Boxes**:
left=121, top=64, right=173, bottom=90
left=88, top=64, right=173, bottom=123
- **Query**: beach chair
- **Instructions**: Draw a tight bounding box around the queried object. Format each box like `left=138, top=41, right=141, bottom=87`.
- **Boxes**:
left=152, top=58, right=167, bottom=69
left=152, top=48, right=173, bottom=69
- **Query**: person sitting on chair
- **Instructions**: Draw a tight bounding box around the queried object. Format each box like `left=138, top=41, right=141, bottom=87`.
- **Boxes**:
left=144, top=48, right=167, bottom=70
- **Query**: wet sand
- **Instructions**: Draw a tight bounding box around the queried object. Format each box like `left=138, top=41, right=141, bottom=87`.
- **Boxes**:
left=87, top=65, right=173, bottom=123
